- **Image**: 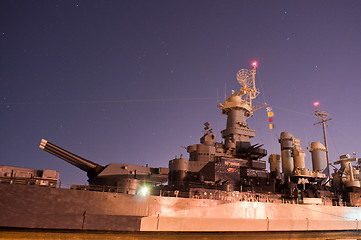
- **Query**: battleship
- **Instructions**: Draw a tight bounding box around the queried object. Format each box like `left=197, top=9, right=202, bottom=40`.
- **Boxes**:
left=1, top=62, right=361, bottom=232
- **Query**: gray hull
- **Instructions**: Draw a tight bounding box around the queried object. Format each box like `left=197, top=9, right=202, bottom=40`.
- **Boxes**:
left=1, top=183, right=361, bottom=232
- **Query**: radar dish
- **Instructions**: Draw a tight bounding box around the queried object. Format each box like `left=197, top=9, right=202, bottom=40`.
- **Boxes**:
left=236, top=69, right=253, bottom=88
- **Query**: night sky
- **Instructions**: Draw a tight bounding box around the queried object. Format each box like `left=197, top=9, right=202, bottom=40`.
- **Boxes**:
left=1, top=0, right=361, bottom=185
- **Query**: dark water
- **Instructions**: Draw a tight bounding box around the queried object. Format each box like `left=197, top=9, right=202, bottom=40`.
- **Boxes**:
left=0, top=230, right=360, bottom=240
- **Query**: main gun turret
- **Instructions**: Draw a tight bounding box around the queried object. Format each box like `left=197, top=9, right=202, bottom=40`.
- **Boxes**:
left=39, top=139, right=169, bottom=189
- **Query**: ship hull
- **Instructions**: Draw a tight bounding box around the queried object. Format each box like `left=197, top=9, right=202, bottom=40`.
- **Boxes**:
left=1, top=183, right=361, bottom=232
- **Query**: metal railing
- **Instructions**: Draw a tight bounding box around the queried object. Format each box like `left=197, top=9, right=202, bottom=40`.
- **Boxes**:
left=0, top=176, right=57, bottom=187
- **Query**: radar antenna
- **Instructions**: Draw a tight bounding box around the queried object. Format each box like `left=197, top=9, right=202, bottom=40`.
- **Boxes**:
left=219, top=61, right=266, bottom=115
left=236, top=61, right=259, bottom=107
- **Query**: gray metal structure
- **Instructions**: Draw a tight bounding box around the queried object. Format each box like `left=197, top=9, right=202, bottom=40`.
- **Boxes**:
left=1, top=63, right=361, bottom=232
left=0, top=165, right=58, bottom=187
left=39, top=139, right=168, bottom=191
left=279, top=132, right=295, bottom=178
left=309, top=142, right=328, bottom=173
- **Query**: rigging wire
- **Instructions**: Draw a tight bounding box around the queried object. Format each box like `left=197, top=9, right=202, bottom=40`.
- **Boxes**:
left=1, top=96, right=314, bottom=118
left=215, top=88, right=222, bottom=141
left=270, top=105, right=314, bottom=117
left=0, top=97, right=216, bottom=105
left=327, top=126, right=340, bottom=160
left=256, top=67, right=267, bottom=104
left=255, top=68, right=280, bottom=147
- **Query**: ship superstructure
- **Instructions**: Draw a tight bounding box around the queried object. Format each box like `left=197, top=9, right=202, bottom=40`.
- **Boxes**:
left=169, top=62, right=270, bottom=194
left=1, top=62, right=361, bottom=232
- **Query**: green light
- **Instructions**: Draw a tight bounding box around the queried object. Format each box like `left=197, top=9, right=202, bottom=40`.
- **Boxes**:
left=138, top=186, right=149, bottom=196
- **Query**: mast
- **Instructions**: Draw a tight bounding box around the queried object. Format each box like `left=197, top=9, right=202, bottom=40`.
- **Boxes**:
left=313, top=102, right=332, bottom=177
left=218, top=61, right=266, bottom=156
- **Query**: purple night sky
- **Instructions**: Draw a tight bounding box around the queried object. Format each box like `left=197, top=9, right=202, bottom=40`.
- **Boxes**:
left=1, top=0, right=361, bottom=185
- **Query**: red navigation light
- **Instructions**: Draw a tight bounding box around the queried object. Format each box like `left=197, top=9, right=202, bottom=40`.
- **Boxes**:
left=314, top=102, right=319, bottom=107
left=252, top=61, right=258, bottom=67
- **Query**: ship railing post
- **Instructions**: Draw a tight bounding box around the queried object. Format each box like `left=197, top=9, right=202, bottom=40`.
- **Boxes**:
left=266, top=217, right=269, bottom=231
left=82, top=210, right=86, bottom=230
left=156, top=213, right=160, bottom=231
left=356, top=219, right=358, bottom=231
left=306, top=218, right=309, bottom=231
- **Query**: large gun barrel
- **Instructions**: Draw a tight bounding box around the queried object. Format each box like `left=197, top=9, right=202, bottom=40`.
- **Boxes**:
left=39, top=139, right=104, bottom=178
